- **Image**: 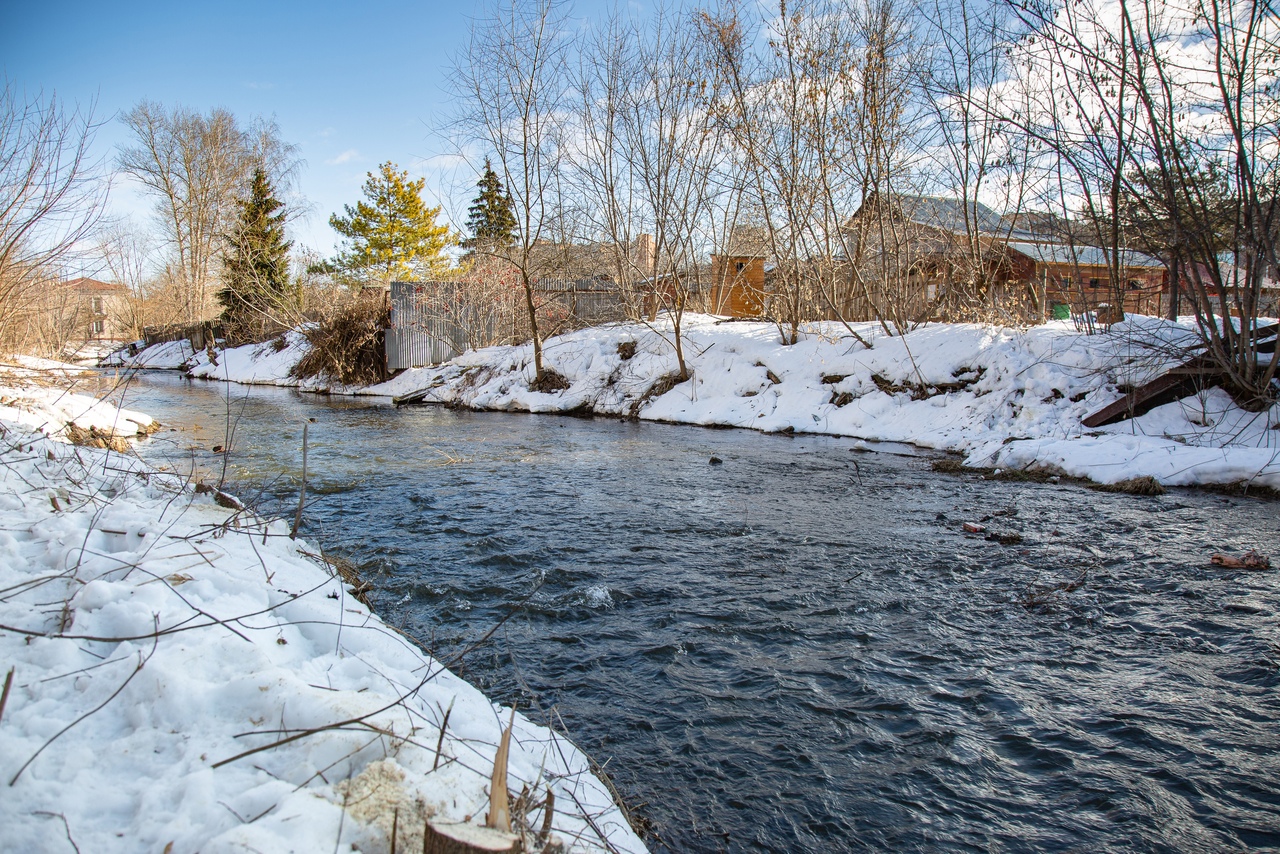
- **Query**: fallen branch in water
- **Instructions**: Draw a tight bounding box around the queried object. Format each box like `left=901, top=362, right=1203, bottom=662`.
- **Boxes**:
left=1210, top=550, right=1271, bottom=570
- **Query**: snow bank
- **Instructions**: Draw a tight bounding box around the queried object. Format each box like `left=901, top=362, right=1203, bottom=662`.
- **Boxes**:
left=101, top=338, right=198, bottom=371
left=186, top=330, right=315, bottom=387
left=0, top=365, right=157, bottom=445
left=378, top=315, right=1280, bottom=489
left=116, top=314, right=1280, bottom=489
left=0, top=396, right=646, bottom=853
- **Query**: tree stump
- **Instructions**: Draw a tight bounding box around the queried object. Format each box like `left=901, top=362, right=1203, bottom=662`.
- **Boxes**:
left=421, top=821, right=521, bottom=854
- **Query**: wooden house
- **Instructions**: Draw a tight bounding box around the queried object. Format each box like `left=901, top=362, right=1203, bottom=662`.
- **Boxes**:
left=707, top=254, right=769, bottom=316
left=1002, top=241, right=1166, bottom=318
left=1170, top=256, right=1280, bottom=319
left=840, top=195, right=1167, bottom=322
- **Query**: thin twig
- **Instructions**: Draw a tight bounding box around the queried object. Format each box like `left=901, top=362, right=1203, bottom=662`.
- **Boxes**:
left=291, top=420, right=308, bottom=540
left=433, top=698, right=454, bottom=772
left=443, top=579, right=545, bottom=669
left=0, top=666, right=14, bottom=725
left=33, top=811, right=81, bottom=854
left=10, top=632, right=158, bottom=785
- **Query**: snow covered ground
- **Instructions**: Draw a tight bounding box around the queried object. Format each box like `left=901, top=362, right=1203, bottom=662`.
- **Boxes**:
left=0, top=363, right=646, bottom=853
left=0, top=356, right=157, bottom=445
left=100, top=338, right=198, bottom=371
left=112, top=314, right=1278, bottom=491
left=376, top=315, right=1279, bottom=489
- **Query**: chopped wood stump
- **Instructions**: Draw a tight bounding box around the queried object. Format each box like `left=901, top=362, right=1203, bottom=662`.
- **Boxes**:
left=422, top=821, right=521, bottom=854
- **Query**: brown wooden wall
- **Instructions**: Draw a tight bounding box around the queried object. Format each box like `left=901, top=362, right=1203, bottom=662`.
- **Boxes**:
left=1039, top=262, right=1165, bottom=316
left=707, top=255, right=769, bottom=317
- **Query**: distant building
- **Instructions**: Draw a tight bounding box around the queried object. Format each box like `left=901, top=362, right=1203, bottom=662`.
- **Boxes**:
left=1171, top=254, right=1280, bottom=318
left=842, top=195, right=1167, bottom=322
left=1003, top=241, right=1166, bottom=319
left=62, top=277, right=133, bottom=343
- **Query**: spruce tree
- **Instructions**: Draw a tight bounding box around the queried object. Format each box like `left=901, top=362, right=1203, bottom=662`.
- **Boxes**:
left=218, top=167, right=293, bottom=338
left=329, top=162, right=456, bottom=283
left=462, top=158, right=517, bottom=254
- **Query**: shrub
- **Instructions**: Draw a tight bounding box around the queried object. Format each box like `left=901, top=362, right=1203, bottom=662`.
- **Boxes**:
left=289, top=293, right=389, bottom=387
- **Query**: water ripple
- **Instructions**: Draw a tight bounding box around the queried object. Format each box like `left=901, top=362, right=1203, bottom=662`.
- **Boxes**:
left=127, top=374, right=1280, bottom=854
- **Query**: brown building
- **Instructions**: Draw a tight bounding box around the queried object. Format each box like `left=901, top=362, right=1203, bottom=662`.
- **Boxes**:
left=1170, top=257, right=1280, bottom=318
left=848, top=195, right=1167, bottom=321
left=707, top=254, right=769, bottom=316
left=1002, top=241, right=1166, bottom=319
left=62, top=277, right=133, bottom=343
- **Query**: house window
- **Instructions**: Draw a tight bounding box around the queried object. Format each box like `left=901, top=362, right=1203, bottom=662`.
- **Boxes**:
left=1128, top=279, right=1141, bottom=290
left=735, top=261, right=745, bottom=273
left=91, top=296, right=104, bottom=314
left=1061, top=276, right=1072, bottom=288
left=91, top=320, right=105, bottom=336
left=1089, top=278, right=1101, bottom=289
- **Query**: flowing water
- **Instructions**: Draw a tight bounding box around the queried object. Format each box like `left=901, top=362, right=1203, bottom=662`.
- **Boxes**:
left=119, top=372, right=1280, bottom=853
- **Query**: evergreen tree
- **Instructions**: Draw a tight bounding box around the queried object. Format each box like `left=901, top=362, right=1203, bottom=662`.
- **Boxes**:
left=329, top=162, right=455, bottom=283
left=462, top=158, right=517, bottom=254
left=218, top=167, right=293, bottom=337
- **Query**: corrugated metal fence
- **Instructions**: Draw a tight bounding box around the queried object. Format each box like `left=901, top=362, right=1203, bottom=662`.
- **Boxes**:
left=387, top=282, right=494, bottom=371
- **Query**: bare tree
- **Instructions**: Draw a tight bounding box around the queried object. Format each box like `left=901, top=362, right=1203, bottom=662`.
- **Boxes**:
left=572, top=5, right=733, bottom=379
left=703, top=0, right=928, bottom=341
left=1007, top=0, right=1280, bottom=405
left=0, top=83, right=107, bottom=354
left=117, top=102, right=300, bottom=325
left=703, top=0, right=830, bottom=344
left=921, top=0, right=1039, bottom=323
left=454, top=0, right=574, bottom=386
left=827, top=0, right=942, bottom=334
left=93, top=218, right=154, bottom=340
left=572, top=13, right=645, bottom=318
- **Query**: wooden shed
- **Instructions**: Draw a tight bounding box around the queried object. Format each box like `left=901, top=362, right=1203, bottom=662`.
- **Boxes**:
left=707, top=254, right=769, bottom=317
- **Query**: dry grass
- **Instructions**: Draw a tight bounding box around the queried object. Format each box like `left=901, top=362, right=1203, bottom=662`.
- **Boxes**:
left=628, top=371, right=688, bottom=418
left=933, top=459, right=1182, bottom=497
left=529, top=368, right=571, bottom=393
left=290, top=295, right=389, bottom=387
left=1090, top=476, right=1166, bottom=496
left=930, top=458, right=1069, bottom=484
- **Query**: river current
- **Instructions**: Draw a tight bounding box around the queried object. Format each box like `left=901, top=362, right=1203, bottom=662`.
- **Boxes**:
left=119, top=372, right=1280, bottom=853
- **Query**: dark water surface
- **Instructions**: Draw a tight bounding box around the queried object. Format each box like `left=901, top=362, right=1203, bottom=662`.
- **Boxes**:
left=120, top=372, right=1280, bottom=853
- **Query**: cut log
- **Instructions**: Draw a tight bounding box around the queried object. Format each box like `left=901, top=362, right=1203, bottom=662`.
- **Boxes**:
left=421, top=820, right=521, bottom=854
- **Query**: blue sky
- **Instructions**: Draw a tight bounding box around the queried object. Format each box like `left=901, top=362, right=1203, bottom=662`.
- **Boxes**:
left=1, top=0, right=616, bottom=258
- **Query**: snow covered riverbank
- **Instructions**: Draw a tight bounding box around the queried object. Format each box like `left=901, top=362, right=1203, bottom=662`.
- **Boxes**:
left=111, top=314, right=1280, bottom=492
left=0, top=366, right=646, bottom=853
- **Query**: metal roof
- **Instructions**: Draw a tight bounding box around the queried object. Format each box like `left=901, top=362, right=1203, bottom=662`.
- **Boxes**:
left=892, top=195, right=1037, bottom=240
left=1005, top=241, right=1165, bottom=271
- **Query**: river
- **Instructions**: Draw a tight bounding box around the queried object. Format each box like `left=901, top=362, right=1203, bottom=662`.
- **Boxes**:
left=118, top=371, right=1280, bottom=853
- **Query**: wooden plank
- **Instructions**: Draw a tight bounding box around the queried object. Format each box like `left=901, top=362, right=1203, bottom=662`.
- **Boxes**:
left=1082, top=323, right=1278, bottom=428
left=1082, top=370, right=1216, bottom=428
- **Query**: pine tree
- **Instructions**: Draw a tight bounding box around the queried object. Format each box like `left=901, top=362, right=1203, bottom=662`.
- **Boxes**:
left=218, top=167, right=293, bottom=338
left=462, top=158, right=517, bottom=254
left=329, top=162, right=456, bottom=284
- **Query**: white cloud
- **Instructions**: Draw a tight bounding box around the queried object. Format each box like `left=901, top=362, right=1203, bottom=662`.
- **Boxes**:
left=325, top=149, right=361, bottom=165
